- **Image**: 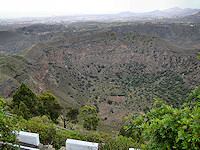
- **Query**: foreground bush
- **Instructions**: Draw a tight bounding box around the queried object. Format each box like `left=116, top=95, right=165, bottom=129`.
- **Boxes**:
left=0, top=98, right=20, bottom=149
left=124, top=90, right=200, bottom=150
left=144, top=99, right=199, bottom=149
left=99, top=135, right=136, bottom=150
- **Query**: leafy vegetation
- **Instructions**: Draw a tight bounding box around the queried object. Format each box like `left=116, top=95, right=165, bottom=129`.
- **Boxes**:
left=0, top=98, right=20, bottom=149
left=188, top=85, right=200, bottom=103
left=122, top=87, right=200, bottom=149
left=198, top=52, right=200, bottom=59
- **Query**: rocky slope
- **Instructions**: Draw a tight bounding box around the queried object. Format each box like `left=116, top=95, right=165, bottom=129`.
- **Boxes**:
left=0, top=23, right=104, bottom=53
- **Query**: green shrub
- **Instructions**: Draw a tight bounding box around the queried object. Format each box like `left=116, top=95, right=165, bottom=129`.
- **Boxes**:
left=0, top=98, right=20, bottom=149
left=188, top=85, right=200, bottom=103
left=17, top=115, right=137, bottom=150
left=124, top=94, right=200, bottom=149
left=100, top=135, right=136, bottom=150
left=20, top=116, right=56, bottom=145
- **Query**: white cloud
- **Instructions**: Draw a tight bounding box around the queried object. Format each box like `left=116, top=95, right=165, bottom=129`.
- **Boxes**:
left=0, top=0, right=200, bottom=18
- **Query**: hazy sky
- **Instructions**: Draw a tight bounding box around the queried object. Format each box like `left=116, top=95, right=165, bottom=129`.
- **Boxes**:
left=1, top=0, right=200, bottom=18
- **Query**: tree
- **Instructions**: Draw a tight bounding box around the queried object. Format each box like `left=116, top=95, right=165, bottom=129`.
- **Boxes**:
left=67, top=108, right=79, bottom=124
left=37, top=90, right=62, bottom=123
left=60, top=106, right=79, bottom=128
left=83, top=115, right=100, bottom=131
left=0, top=98, right=20, bottom=149
left=60, top=106, right=71, bottom=128
left=12, top=82, right=38, bottom=116
left=60, top=107, right=79, bottom=128
left=81, top=106, right=99, bottom=130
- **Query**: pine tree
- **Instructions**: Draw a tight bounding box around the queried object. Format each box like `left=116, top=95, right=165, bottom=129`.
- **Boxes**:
left=18, top=101, right=31, bottom=120
left=12, top=82, right=39, bottom=116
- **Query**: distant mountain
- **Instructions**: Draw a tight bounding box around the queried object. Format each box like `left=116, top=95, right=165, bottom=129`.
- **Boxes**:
left=160, top=7, right=200, bottom=18
left=118, top=7, right=200, bottom=18
left=152, top=7, right=199, bottom=17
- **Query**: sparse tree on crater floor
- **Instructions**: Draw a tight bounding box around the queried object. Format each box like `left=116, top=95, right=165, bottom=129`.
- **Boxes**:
left=81, top=106, right=99, bottom=130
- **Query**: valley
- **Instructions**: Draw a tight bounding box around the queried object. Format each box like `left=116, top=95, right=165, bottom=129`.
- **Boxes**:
left=0, top=10, right=200, bottom=132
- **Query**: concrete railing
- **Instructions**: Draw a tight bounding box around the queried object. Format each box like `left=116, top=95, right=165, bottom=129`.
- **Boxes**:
left=17, top=131, right=40, bottom=146
left=0, top=131, right=40, bottom=149
left=66, top=139, right=98, bottom=150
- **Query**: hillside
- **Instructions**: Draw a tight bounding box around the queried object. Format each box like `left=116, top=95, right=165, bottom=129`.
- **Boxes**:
left=0, top=30, right=199, bottom=132
left=1, top=21, right=200, bottom=54
left=110, top=22, right=200, bottom=48
left=0, top=23, right=104, bottom=53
